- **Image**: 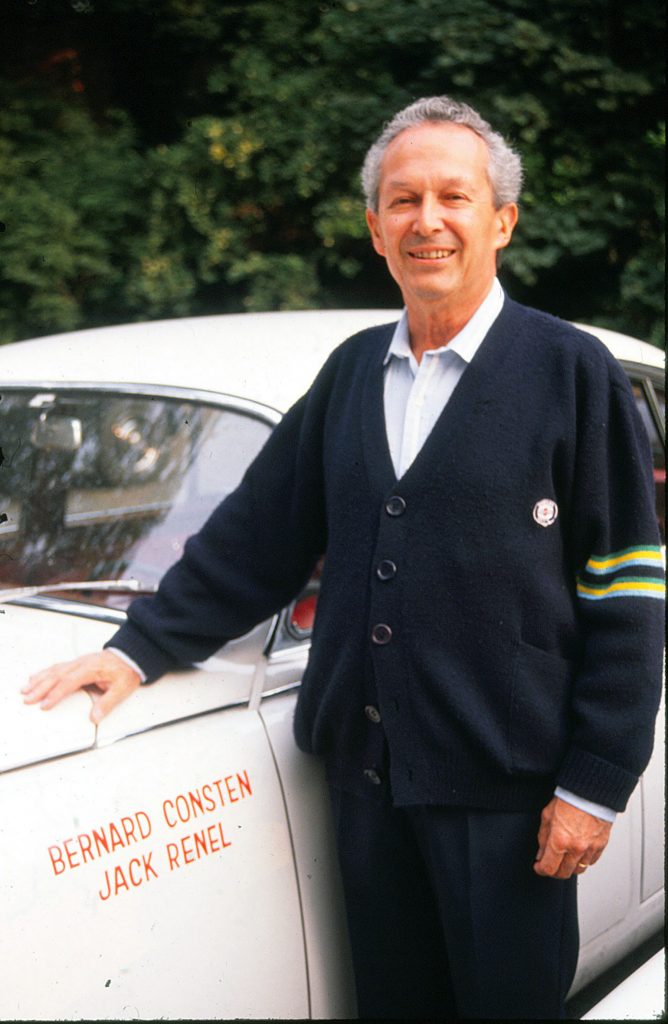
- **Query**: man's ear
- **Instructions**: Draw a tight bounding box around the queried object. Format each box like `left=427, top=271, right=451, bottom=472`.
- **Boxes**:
left=365, top=208, right=386, bottom=257
left=495, top=202, right=518, bottom=252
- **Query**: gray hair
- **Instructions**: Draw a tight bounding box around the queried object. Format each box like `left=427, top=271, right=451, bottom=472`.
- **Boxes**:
left=361, top=95, right=523, bottom=211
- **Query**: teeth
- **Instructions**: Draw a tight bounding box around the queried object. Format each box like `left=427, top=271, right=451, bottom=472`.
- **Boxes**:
left=412, top=250, right=453, bottom=259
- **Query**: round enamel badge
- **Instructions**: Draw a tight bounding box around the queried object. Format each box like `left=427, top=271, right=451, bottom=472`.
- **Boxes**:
left=533, top=499, right=559, bottom=527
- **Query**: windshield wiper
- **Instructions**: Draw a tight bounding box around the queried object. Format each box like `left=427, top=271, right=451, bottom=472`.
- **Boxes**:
left=0, top=579, right=159, bottom=604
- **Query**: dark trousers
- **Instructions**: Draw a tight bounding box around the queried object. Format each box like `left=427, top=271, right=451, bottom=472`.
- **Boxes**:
left=329, top=786, right=579, bottom=1020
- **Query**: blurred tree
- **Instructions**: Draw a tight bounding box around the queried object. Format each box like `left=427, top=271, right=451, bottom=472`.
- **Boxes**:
left=0, top=83, right=143, bottom=341
left=0, top=0, right=663, bottom=345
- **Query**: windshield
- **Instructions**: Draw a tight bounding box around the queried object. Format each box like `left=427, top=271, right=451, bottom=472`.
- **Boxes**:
left=0, top=389, right=272, bottom=609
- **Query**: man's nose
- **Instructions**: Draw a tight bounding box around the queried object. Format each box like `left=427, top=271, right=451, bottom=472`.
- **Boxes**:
left=413, top=194, right=443, bottom=235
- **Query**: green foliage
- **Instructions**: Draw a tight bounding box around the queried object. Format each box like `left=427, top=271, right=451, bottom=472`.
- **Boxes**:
left=228, top=253, right=321, bottom=312
left=0, top=0, right=664, bottom=345
left=0, top=85, right=143, bottom=342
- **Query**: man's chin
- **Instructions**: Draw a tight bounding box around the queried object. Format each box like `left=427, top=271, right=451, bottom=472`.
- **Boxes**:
left=405, top=277, right=461, bottom=305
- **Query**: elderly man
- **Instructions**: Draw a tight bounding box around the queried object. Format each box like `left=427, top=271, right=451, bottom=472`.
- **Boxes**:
left=24, top=97, right=664, bottom=1019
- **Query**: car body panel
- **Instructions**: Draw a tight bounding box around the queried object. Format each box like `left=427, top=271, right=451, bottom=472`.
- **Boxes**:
left=0, top=705, right=310, bottom=1020
left=0, top=310, right=401, bottom=415
left=0, top=606, right=277, bottom=766
left=95, top=621, right=273, bottom=748
left=640, top=685, right=665, bottom=902
left=581, top=949, right=665, bottom=1020
left=571, top=322, right=664, bottom=368
left=0, top=604, right=96, bottom=770
left=259, top=693, right=357, bottom=1018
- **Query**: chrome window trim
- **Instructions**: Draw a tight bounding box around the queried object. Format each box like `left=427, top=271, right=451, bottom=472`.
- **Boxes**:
left=262, top=680, right=302, bottom=699
left=266, top=602, right=316, bottom=660
left=622, top=362, right=665, bottom=443
left=0, top=381, right=282, bottom=427
left=64, top=501, right=172, bottom=526
left=268, top=639, right=312, bottom=663
left=9, top=596, right=128, bottom=625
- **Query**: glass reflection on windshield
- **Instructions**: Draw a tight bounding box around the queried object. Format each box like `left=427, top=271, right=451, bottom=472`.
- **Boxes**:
left=0, top=390, right=271, bottom=609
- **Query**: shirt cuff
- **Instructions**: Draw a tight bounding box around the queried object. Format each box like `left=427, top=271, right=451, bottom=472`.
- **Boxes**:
left=554, top=786, right=617, bottom=823
left=106, top=647, right=148, bottom=684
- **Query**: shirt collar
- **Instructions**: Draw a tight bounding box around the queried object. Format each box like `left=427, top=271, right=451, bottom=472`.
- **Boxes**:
left=383, top=277, right=505, bottom=367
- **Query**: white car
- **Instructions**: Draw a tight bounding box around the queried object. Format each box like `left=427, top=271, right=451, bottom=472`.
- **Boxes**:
left=0, top=311, right=664, bottom=1020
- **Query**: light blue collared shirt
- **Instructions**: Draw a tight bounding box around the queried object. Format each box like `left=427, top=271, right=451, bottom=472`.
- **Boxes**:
left=383, top=278, right=504, bottom=478
left=382, top=278, right=616, bottom=824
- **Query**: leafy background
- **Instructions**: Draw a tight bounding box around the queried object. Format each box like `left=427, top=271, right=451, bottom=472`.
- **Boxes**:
left=0, top=0, right=664, bottom=346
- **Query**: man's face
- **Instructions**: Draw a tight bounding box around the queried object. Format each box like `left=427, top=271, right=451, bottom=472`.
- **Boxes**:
left=365, top=122, right=518, bottom=317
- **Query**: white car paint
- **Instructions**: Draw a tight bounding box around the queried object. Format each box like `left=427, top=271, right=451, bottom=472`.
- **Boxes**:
left=0, top=310, right=403, bottom=414
left=0, top=308, right=660, bottom=411
left=581, top=949, right=665, bottom=1020
left=0, top=310, right=664, bottom=1019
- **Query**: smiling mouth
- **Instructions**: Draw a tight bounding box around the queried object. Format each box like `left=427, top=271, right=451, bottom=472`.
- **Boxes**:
left=409, top=249, right=455, bottom=260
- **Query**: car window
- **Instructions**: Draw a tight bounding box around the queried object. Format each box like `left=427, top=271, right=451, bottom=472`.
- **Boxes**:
left=0, top=389, right=271, bottom=609
left=652, top=382, right=665, bottom=424
left=631, top=381, right=665, bottom=543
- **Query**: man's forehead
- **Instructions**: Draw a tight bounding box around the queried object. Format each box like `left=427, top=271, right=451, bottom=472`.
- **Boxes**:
left=381, top=122, right=488, bottom=167
left=384, top=174, right=477, bottom=192
left=378, top=123, right=491, bottom=191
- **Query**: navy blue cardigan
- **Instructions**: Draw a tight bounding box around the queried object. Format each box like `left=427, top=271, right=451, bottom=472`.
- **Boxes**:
left=108, top=299, right=665, bottom=812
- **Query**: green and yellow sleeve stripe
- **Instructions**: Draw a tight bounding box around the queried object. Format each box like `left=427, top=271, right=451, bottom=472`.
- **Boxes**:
left=578, top=546, right=665, bottom=601
left=577, top=576, right=665, bottom=601
left=585, top=546, right=664, bottom=575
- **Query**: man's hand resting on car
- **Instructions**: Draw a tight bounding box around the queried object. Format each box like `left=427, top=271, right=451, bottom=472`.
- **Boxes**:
left=22, top=651, right=141, bottom=723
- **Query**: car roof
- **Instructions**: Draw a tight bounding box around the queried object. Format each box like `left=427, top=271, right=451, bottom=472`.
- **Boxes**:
left=0, top=309, right=663, bottom=414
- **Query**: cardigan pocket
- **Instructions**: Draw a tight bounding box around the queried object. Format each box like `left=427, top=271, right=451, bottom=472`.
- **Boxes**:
left=509, top=641, right=575, bottom=773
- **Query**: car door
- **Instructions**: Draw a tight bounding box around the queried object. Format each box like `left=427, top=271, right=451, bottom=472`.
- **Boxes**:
left=0, top=615, right=312, bottom=1020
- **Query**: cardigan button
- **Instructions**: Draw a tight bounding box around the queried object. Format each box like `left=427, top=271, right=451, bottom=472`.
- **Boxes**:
left=371, top=623, right=392, bottom=645
left=363, top=768, right=382, bottom=785
left=376, top=559, right=397, bottom=581
left=385, top=495, right=406, bottom=517
left=364, top=704, right=382, bottom=723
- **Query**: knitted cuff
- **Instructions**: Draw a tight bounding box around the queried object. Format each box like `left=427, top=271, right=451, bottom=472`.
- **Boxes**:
left=557, top=747, right=639, bottom=813
left=104, top=621, right=179, bottom=684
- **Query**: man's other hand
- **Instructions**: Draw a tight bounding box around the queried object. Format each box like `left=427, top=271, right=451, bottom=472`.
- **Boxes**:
left=534, top=796, right=613, bottom=879
left=21, top=651, right=141, bottom=724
